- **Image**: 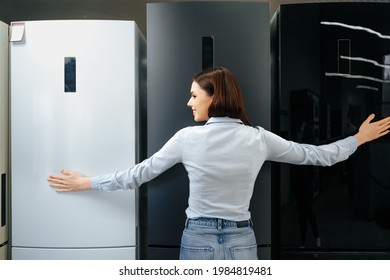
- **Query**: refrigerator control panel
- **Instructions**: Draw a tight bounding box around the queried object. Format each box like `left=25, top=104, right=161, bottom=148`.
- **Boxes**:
left=64, top=57, right=76, bottom=93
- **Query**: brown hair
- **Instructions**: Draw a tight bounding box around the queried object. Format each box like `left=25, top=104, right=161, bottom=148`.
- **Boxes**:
left=193, top=67, right=251, bottom=125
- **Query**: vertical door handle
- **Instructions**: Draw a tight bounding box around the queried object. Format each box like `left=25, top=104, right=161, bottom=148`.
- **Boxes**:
left=1, top=173, right=6, bottom=227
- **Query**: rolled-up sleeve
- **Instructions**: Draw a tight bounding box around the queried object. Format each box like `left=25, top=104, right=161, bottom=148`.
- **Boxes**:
left=261, top=128, right=358, bottom=166
left=91, top=130, right=183, bottom=191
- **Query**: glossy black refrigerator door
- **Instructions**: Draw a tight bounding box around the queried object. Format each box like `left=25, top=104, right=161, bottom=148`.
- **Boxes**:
left=271, top=3, right=390, bottom=259
left=146, top=2, right=271, bottom=259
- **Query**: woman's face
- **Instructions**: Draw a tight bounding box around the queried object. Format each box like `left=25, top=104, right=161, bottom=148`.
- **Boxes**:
left=187, top=81, right=213, bottom=122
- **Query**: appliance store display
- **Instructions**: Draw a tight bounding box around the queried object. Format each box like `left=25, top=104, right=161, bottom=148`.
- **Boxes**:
left=1, top=1, right=389, bottom=260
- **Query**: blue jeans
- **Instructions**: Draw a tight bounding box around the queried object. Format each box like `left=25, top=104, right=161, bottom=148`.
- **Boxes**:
left=179, top=217, right=258, bottom=260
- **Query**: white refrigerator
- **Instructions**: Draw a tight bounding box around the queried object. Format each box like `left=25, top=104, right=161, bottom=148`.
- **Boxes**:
left=0, top=21, right=9, bottom=260
left=10, top=20, right=146, bottom=259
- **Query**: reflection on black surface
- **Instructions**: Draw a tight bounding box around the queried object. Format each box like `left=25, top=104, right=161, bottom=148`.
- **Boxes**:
left=321, top=21, right=390, bottom=39
left=272, top=3, right=390, bottom=259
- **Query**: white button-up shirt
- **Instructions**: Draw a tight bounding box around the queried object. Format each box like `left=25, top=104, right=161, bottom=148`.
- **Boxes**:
left=92, top=117, right=358, bottom=221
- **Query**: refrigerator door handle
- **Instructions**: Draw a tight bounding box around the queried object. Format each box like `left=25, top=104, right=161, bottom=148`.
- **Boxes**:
left=202, top=36, right=214, bottom=70
left=1, top=173, right=5, bottom=227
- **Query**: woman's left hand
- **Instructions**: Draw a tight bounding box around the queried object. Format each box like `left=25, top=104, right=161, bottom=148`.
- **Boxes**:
left=48, top=169, right=92, bottom=192
left=354, top=114, right=390, bottom=146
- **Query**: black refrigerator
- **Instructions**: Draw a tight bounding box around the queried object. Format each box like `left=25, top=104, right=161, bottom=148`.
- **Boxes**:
left=271, top=3, right=390, bottom=259
left=144, top=2, right=271, bottom=259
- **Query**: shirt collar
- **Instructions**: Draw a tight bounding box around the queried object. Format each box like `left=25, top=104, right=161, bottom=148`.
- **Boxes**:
left=206, top=116, right=244, bottom=125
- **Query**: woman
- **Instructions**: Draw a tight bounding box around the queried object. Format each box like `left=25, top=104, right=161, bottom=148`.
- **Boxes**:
left=48, top=67, right=390, bottom=260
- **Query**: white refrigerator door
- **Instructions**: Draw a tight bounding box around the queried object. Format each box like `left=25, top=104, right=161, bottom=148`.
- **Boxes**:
left=0, top=21, right=9, bottom=259
left=10, top=20, right=139, bottom=259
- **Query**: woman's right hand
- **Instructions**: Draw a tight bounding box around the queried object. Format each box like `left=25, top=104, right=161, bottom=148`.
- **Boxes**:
left=48, top=169, right=92, bottom=192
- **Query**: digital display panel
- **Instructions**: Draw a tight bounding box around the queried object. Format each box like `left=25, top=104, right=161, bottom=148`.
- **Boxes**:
left=64, top=57, right=76, bottom=93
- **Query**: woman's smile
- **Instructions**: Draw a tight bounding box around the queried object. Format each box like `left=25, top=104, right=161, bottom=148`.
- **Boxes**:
left=187, top=81, right=213, bottom=122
